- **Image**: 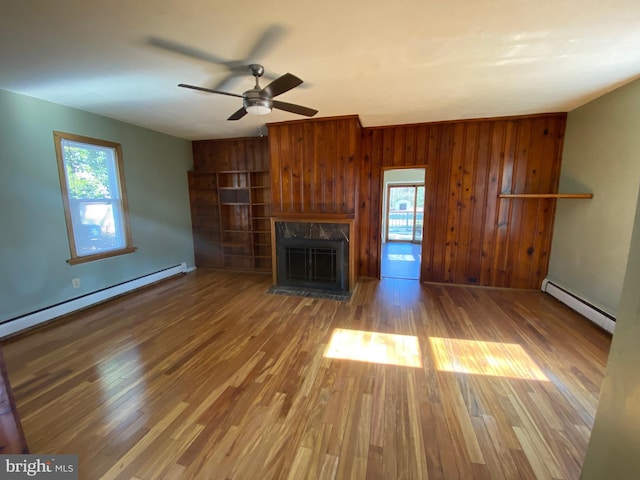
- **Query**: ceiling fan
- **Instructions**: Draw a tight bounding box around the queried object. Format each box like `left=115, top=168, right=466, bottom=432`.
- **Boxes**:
left=178, top=63, right=318, bottom=121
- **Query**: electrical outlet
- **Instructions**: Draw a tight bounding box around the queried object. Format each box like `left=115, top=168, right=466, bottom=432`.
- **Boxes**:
left=72, top=278, right=80, bottom=289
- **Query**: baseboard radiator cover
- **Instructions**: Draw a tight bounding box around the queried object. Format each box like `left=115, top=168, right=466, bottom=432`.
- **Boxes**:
left=0, top=263, right=189, bottom=339
left=541, top=278, right=616, bottom=334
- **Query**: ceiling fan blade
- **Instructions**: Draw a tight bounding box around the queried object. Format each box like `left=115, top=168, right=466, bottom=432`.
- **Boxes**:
left=210, top=71, right=245, bottom=91
left=228, top=107, right=248, bottom=121
left=245, top=25, right=288, bottom=62
left=262, top=73, right=303, bottom=98
left=216, top=65, right=281, bottom=89
left=178, top=84, right=243, bottom=98
left=272, top=100, right=318, bottom=117
left=148, top=37, right=230, bottom=66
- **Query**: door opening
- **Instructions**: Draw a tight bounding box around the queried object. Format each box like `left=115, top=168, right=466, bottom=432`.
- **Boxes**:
left=381, top=168, right=426, bottom=280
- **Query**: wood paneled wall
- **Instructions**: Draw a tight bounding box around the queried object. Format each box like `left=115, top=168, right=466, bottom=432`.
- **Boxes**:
left=358, top=114, right=567, bottom=289
left=191, top=114, right=566, bottom=289
left=267, top=115, right=361, bottom=217
left=192, top=136, right=269, bottom=172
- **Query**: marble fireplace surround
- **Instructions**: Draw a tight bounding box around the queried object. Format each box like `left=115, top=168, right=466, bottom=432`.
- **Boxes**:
left=271, top=216, right=356, bottom=291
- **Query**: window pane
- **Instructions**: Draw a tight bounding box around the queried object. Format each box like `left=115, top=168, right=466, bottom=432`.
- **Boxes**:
left=62, top=139, right=116, bottom=200
left=55, top=131, right=134, bottom=263
left=415, top=186, right=425, bottom=242
left=72, top=201, right=124, bottom=255
left=388, top=186, right=416, bottom=241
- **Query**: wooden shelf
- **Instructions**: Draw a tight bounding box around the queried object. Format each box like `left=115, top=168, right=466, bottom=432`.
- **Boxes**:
left=499, top=193, right=593, bottom=199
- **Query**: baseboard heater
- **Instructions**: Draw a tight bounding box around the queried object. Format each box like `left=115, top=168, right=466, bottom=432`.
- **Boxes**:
left=0, top=263, right=190, bottom=339
left=541, top=278, right=616, bottom=334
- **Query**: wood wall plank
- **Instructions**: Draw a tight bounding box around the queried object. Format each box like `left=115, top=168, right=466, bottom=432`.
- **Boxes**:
left=358, top=132, right=372, bottom=278
left=369, top=129, right=384, bottom=277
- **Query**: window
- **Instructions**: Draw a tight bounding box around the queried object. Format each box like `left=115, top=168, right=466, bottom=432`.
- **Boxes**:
left=54, top=131, right=136, bottom=264
left=386, top=184, right=425, bottom=242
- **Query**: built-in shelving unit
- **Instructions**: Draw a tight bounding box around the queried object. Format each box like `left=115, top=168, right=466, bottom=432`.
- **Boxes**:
left=188, top=169, right=271, bottom=272
left=499, top=193, right=593, bottom=199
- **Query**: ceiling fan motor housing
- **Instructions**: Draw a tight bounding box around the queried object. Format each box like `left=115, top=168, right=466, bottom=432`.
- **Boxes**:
left=243, top=89, right=272, bottom=114
left=249, top=64, right=265, bottom=78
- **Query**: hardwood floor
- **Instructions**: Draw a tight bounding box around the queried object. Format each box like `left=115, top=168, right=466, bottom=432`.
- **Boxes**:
left=1, top=270, right=611, bottom=479
left=381, top=242, right=422, bottom=280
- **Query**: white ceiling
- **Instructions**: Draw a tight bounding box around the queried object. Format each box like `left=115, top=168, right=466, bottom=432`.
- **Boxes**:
left=2, top=0, right=639, bottom=140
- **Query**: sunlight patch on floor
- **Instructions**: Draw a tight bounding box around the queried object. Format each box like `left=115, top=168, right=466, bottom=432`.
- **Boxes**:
left=429, top=337, right=549, bottom=381
left=325, top=328, right=423, bottom=367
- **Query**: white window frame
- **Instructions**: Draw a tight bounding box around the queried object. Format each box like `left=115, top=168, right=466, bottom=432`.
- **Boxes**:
left=54, top=131, right=136, bottom=265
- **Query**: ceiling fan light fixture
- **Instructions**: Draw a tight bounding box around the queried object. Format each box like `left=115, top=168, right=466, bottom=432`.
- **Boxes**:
left=246, top=104, right=272, bottom=115
left=244, top=96, right=272, bottom=115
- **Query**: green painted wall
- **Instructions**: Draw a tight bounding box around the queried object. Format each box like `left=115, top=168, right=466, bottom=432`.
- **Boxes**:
left=547, top=78, right=640, bottom=316
left=546, top=77, right=640, bottom=476
left=581, top=184, right=640, bottom=478
left=0, top=89, right=195, bottom=323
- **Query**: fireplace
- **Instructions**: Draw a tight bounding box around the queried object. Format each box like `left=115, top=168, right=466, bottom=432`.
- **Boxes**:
left=277, top=238, right=346, bottom=291
left=272, top=219, right=353, bottom=292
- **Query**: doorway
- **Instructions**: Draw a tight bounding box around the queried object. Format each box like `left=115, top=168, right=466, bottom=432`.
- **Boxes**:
left=381, top=168, right=426, bottom=280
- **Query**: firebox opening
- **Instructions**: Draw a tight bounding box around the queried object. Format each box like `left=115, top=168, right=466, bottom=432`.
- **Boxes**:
left=277, top=238, right=346, bottom=291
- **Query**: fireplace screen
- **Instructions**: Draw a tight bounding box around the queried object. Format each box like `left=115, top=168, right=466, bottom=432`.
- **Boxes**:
left=277, top=238, right=346, bottom=291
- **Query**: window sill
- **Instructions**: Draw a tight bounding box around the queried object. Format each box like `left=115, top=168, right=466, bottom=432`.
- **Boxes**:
left=67, top=246, right=137, bottom=265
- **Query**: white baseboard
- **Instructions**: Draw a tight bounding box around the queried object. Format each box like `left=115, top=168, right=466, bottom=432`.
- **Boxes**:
left=0, top=263, right=188, bottom=338
left=541, top=278, right=616, bottom=334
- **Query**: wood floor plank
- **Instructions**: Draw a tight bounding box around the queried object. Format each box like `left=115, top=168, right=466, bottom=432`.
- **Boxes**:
left=405, top=369, right=429, bottom=479
left=481, top=413, right=521, bottom=478
left=1, top=270, right=610, bottom=479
